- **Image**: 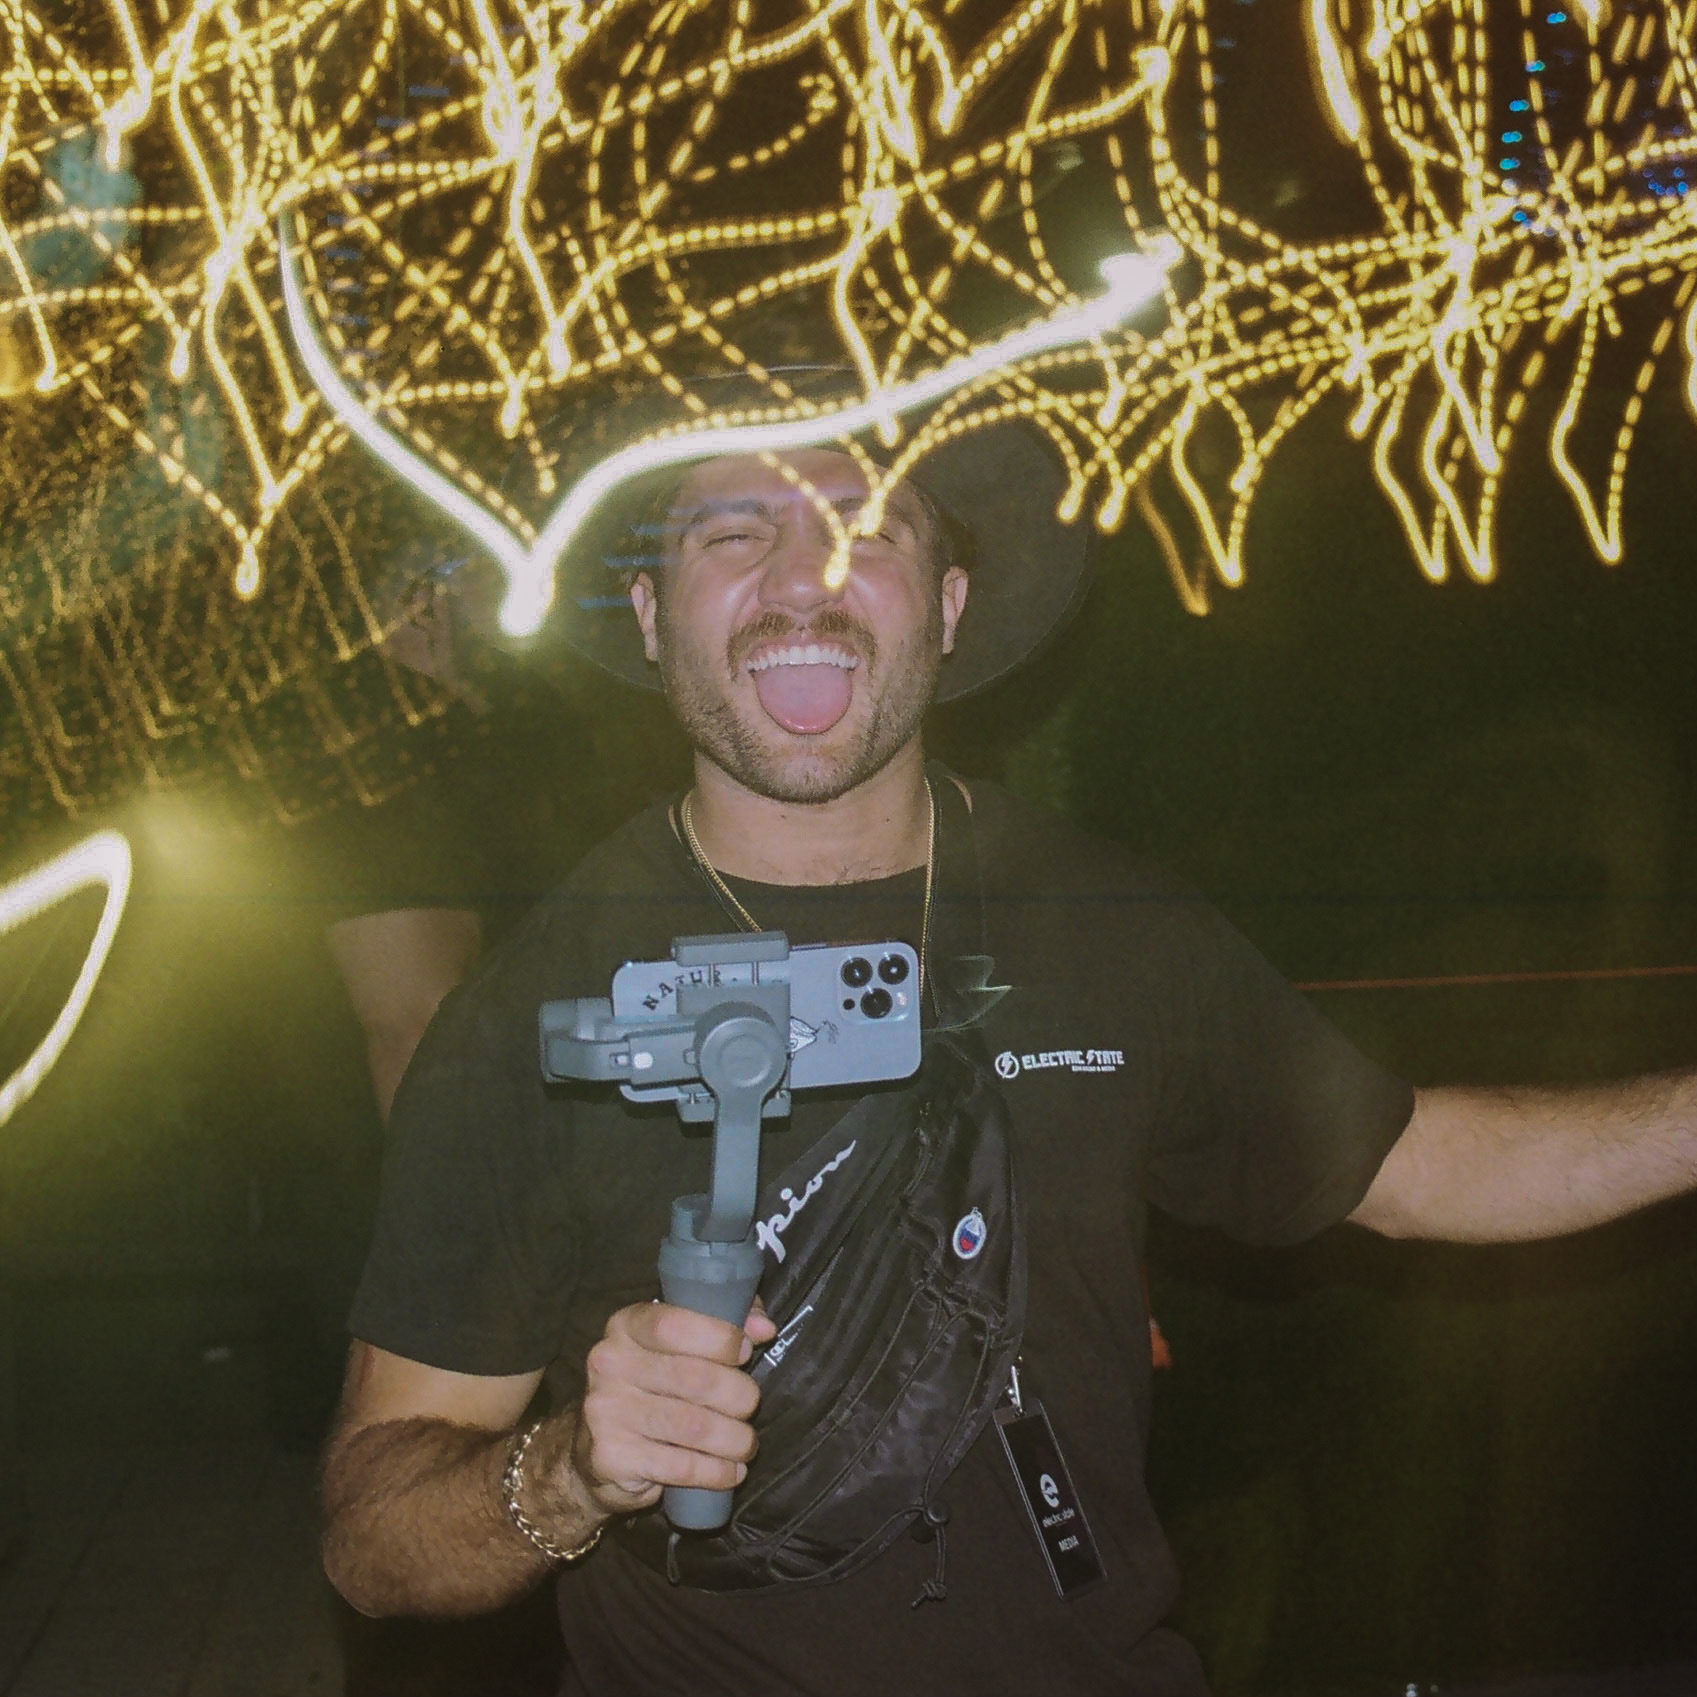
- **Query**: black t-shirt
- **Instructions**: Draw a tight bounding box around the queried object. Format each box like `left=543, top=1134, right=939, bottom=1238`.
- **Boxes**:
left=351, top=777, right=1414, bottom=1696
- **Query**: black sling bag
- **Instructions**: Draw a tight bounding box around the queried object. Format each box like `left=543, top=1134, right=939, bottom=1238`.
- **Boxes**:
left=615, top=772, right=1025, bottom=1599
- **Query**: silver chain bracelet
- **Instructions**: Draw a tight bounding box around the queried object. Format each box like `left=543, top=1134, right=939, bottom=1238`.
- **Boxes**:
left=501, top=1417, right=604, bottom=1564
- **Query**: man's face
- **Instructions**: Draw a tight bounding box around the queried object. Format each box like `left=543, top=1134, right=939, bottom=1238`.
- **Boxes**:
left=630, top=449, right=969, bottom=805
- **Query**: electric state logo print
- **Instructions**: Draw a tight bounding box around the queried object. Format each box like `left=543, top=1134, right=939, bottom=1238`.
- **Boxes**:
left=995, top=1048, right=1126, bottom=1079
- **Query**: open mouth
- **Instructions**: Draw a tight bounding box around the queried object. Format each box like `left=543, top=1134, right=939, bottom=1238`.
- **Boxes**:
left=745, top=641, right=860, bottom=735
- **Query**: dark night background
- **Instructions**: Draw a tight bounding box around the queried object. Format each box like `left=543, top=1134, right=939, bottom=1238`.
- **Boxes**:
left=6, top=357, right=1697, bottom=1693
left=5, top=1, right=1697, bottom=1691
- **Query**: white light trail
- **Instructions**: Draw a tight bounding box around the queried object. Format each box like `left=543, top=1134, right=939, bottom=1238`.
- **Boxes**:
left=1307, top=0, right=1363, bottom=144
left=278, top=219, right=1177, bottom=636
left=0, top=830, right=133, bottom=1130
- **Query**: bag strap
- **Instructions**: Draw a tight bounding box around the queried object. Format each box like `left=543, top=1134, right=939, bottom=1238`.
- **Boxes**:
left=922, top=763, right=997, bottom=1044
left=749, top=1034, right=987, bottom=1324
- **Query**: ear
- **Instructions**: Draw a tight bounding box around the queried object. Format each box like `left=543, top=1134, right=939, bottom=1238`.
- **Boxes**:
left=629, top=573, right=660, bottom=663
left=938, top=565, right=969, bottom=655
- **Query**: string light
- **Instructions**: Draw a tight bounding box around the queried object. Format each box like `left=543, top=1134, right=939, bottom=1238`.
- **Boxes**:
left=1, top=0, right=1695, bottom=829
left=0, top=831, right=132, bottom=1130
left=280, top=221, right=1178, bottom=633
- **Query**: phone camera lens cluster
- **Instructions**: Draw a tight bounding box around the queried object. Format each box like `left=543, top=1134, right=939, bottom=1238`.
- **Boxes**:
left=842, top=953, right=907, bottom=1017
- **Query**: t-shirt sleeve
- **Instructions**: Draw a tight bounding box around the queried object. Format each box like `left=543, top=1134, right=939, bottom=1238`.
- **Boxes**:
left=1147, top=902, right=1414, bottom=1245
left=347, top=926, right=578, bottom=1375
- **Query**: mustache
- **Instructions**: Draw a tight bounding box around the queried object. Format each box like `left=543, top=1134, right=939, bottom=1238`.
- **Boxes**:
left=728, top=607, right=877, bottom=672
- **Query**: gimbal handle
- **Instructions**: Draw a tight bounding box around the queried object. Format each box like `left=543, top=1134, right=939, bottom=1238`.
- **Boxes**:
left=657, top=1001, right=788, bottom=1529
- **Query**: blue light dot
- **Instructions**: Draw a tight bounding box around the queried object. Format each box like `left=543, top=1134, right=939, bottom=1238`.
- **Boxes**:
left=1547, top=9, right=1567, bottom=21
left=1510, top=99, right=1530, bottom=111
left=1682, top=182, right=1690, bottom=194
left=1502, top=130, right=1523, bottom=143
left=1675, top=167, right=1687, bottom=178
left=1526, top=59, right=1545, bottom=71
left=1499, top=157, right=1521, bottom=170
left=1512, top=209, right=1530, bottom=223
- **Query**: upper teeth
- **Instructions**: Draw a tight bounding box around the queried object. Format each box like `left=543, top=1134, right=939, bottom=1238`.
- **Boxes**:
left=746, top=644, right=858, bottom=673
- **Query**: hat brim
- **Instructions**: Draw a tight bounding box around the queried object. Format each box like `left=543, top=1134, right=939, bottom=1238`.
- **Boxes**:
left=552, top=418, right=1094, bottom=704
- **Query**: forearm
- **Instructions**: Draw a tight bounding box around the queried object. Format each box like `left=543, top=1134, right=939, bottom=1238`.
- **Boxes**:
left=321, top=1406, right=602, bottom=1617
left=1355, top=1070, right=1697, bottom=1242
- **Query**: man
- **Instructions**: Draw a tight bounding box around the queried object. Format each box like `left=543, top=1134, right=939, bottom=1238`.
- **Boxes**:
left=320, top=421, right=1697, bottom=1694
left=322, top=557, right=493, bottom=1121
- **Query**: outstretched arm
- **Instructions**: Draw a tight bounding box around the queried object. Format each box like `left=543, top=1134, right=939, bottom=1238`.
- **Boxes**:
left=1349, top=1072, right=1697, bottom=1241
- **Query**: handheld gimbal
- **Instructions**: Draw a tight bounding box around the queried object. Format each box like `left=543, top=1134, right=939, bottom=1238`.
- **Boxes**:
left=540, top=930, right=921, bottom=1530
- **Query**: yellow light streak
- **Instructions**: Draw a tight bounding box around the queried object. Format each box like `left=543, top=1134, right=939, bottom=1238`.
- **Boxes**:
left=1549, top=296, right=1624, bottom=561
left=1684, top=280, right=1697, bottom=417
left=0, top=831, right=132, bottom=1130
left=98, top=0, right=156, bottom=168
left=1, top=0, right=1696, bottom=831
left=282, top=221, right=1176, bottom=633
left=1307, top=0, right=1364, bottom=144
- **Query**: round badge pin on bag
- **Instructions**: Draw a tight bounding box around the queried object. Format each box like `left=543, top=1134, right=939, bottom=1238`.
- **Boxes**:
left=953, top=1208, right=987, bottom=1260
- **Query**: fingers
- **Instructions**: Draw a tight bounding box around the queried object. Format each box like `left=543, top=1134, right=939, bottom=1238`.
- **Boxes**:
left=573, top=1302, right=767, bottom=1509
left=580, top=1376, right=758, bottom=1486
left=577, top=1416, right=749, bottom=1498
left=614, top=1301, right=757, bottom=1370
left=589, top=1323, right=761, bottom=1422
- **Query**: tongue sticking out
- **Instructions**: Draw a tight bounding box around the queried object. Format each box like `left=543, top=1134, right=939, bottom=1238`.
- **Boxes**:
left=752, top=664, right=855, bottom=735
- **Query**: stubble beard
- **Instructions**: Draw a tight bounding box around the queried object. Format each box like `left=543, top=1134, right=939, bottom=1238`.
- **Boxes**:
left=657, top=601, right=945, bottom=805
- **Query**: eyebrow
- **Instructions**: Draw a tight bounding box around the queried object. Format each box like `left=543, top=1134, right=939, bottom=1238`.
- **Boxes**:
left=666, top=496, right=776, bottom=532
left=667, top=490, right=924, bottom=536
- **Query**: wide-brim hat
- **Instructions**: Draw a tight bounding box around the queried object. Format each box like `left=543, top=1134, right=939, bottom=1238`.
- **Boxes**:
left=539, top=390, right=1094, bottom=704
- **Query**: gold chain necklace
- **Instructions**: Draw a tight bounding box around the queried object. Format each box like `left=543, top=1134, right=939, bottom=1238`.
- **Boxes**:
left=676, top=780, right=937, bottom=994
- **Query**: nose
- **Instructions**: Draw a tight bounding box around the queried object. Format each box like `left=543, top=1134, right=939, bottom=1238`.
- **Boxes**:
left=756, top=507, right=847, bottom=618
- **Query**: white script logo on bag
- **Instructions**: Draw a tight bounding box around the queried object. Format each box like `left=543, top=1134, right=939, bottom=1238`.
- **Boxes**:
left=994, top=1047, right=1125, bottom=1079
left=754, top=1141, right=857, bottom=1263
